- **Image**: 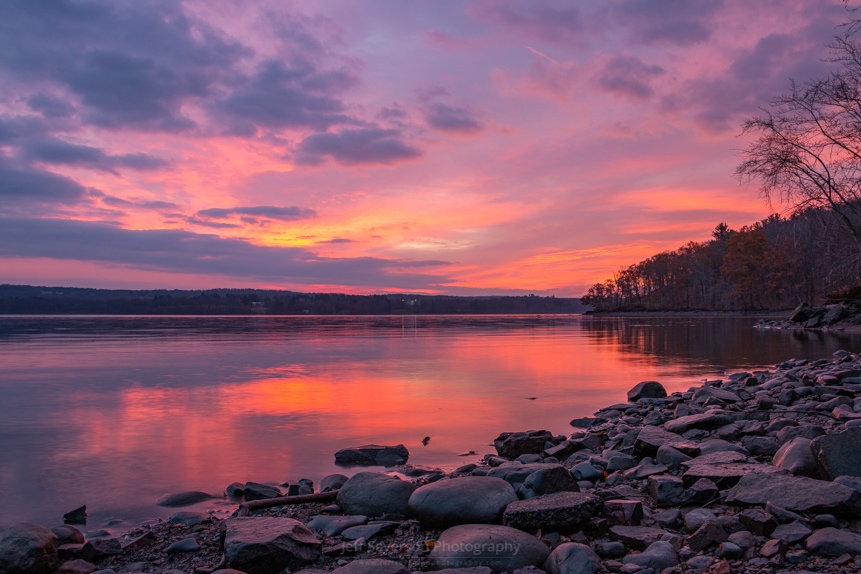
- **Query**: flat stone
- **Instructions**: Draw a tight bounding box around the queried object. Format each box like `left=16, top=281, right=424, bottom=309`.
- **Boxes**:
left=772, top=521, right=812, bottom=544
left=621, top=540, right=678, bottom=570
left=223, top=517, right=321, bottom=574
left=772, top=437, right=818, bottom=477
left=429, top=524, right=550, bottom=571
left=738, top=508, right=776, bottom=536
left=805, top=527, right=861, bottom=556
left=609, top=525, right=668, bottom=550
left=243, top=482, right=282, bottom=500
left=121, top=532, right=156, bottom=551
left=307, top=515, right=368, bottom=537
left=647, top=475, right=687, bottom=507
left=334, top=445, right=409, bottom=466
left=811, top=427, right=861, bottom=480
left=331, top=558, right=408, bottom=574
left=502, top=491, right=602, bottom=532
left=681, top=463, right=781, bottom=488
left=336, top=472, right=417, bottom=517
left=487, top=463, right=563, bottom=492
left=688, top=521, right=727, bottom=551
left=627, top=381, right=667, bottom=402
left=683, top=509, right=717, bottom=533
left=156, top=491, right=213, bottom=507
left=664, top=412, right=734, bottom=435
left=79, top=538, right=122, bottom=562
left=634, top=426, right=700, bottom=458
left=655, top=445, right=691, bottom=469
left=681, top=451, right=747, bottom=467
left=726, top=472, right=861, bottom=515
left=494, top=430, right=554, bottom=459
left=57, top=559, right=97, bottom=574
left=0, top=523, right=59, bottom=574
left=408, top=476, right=517, bottom=530
left=544, top=542, right=602, bottom=574
left=339, top=522, right=398, bottom=541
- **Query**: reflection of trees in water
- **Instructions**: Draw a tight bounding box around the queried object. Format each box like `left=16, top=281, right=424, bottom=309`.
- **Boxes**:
left=578, top=317, right=861, bottom=370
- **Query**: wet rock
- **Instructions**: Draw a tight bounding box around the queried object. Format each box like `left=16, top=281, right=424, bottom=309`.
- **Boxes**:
left=810, top=427, right=861, bottom=480
left=519, top=466, right=580, bottom=498
left=741, top=436, right=779, bottom=456
left=243, top=482, right=282, bottom=501
left=502, top=491, right=602, bottom=532
left=340, top=521, right=398, bottom=541
left=804, top=527, right=861, bottom=556
left=622, top=540, right=679, bottom=570
left=0, top=523, right=59, bottom=574
left=655, top=445, right=691, bottom=469
left=772, top=437, right=818, bottom=477
left=664, top=411, right=734, bottom=435
left=726, top=472, right=861, bottom=514
left=604, top=452, right=638, bottom=472
left=683, top=508, right=717, bottom=533
left=225, top=482, right=244, bottom=497
left=487, top=463, right=563, bottom=492
left=627, top=381, right=667, bottom=402
left=336, top=472, right=417, bottom=517
left=686, top=477, right=719, bottom=504
left=429, top=524, right=551, bottom=571
left=51, top=525, right=84, bottom=546
left=681, top=462, right=782, bottom=488
left=772, top=521, right=812, bottom=544
left=681, top=451, right=747, bottom=466
left=494, top=430, right=554, bottom=459
left=647, top=475, right=687, bottom=507
left=320, top=474, right=348, bottom=492
left=651, top=508, right=680, bottom=529
left=334, top=444, right=410, bottom=466
left=543, top=542, right=601, bottom=574
left=571, top=462, right=604, bottom=481
left=331, top=558, right=408, bottom=573
left=717, top=542, right=744, bottom=560
left=63, top=506, right=87, bottom=525
left=156, top=491, right=213, bottom=507
left=223, top=517, right=321, bottom=574
left=408, top=476, right=517, bottom=530
left=166, top=537, right=199, bottom=554
left=307, top=515, right=368, bottom=537
left=80, top=538, right=122, bottom=562
left=609, top=525, right=667, bottom=550
left=634, top=426, right=700, bottom=458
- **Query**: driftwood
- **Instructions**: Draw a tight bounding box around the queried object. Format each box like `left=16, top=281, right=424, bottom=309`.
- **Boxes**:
left=234, top=490, right=340, bottom=517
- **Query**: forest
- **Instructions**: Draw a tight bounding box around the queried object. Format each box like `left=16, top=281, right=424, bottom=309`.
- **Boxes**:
left=581, top=206, right=861, bottom=312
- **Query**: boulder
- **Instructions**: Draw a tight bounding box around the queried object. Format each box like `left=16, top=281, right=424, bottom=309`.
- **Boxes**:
left=51, top=525, right=84, bottom=546
left=79, top=538, right=122, bottom=562
left=627, top=381, right=667, bottom=401
left=223, top=517, right=321, bottom=574
left=408, top=476, right=517, bottom=530
left=726, top=472, right=861, bottom=514
left=336, top=472, right=417, bottom=517
left=518, top=466, right=580, bottom=498
left=429, top=524, right=550, bottom=571
left=243, top=482, right=282, bottom=500
left=156, top=491, right=213, bottom=507
left=334, top=445, right=409, bottom=466
left=0, top=523, right=59, bottom=574
left=633, top=426, right=700, bottom=458
left=772, top=437, right=819, bottom=477
left=493, top=430, right=554, bottom=459
left=647, top=475, right=687, bottom=507
left=543, top=542, right=602, bottom=574
left=810, top=427, right=861, bottom=480
left=621, top=540, right=678, bottom=570
left=502, top=491, right=601, bottom=532
left=320, top=474, right=349, bottom=492
left=487, top=463, right=563, bottom=492
left=804, top=527, right=861, bottom=556
left=331, top=558, right=408, bottom=573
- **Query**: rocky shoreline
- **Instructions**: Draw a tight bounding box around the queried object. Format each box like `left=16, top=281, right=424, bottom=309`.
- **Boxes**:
left=5, top=350, right=861, bottom=574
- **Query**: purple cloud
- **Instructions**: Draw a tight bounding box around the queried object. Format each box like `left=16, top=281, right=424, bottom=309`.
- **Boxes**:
left=424, top=102, right=484, bottom=134
left=196, top=206, right=317, bottom=221
left=597, top=55, right=664, bottom=100
left=468, top=0, right=583, bottom=44
left=20, top=138, right=169, bottom=174
left=296, top=128, right=421, bottom=166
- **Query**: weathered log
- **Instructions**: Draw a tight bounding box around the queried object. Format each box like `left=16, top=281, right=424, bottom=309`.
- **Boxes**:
left=234, top=490, right=339, bottom=516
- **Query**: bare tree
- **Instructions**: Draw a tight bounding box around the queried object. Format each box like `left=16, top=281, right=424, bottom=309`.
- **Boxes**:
left=737, top=11, right=861, bottom=248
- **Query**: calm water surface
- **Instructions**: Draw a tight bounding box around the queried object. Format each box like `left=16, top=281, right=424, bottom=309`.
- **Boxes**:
left=1, top=314, right=859, bottom=529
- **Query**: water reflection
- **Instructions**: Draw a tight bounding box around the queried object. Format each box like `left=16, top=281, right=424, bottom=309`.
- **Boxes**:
left=0, top=315, right=858, bottom=529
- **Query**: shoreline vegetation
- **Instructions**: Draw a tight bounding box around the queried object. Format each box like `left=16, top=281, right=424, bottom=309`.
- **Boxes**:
left=0, top=284, right=585, bottom=315
left=5, top=348, right=861, bottom=574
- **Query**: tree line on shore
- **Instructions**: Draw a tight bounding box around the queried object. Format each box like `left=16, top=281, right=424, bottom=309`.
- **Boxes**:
left=0, top=285, right=585, bottom=315
left=581, top=204, right=861, bottom=312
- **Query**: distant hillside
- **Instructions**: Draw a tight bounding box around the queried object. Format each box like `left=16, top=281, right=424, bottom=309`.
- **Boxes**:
left=0, top=285, right=586, bottom=315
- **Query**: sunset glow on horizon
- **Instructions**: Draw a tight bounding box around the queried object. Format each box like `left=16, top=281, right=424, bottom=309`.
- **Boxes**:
left=0, top=0, right=847, bottom=296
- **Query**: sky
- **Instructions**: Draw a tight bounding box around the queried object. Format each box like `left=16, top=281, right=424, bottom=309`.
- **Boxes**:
left=0, top=0, right=851, bottom=296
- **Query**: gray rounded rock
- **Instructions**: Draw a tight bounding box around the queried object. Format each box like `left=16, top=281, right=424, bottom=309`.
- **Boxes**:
left=156, top=491, right=213, bottom=507
left=51, top=525, right=84, bottom=546
left=0, top=523, right=59, bottom=574
left=320, top=474, right=348, bottom=492
left=429, top=524, right=550, bottom=571
left=336, top=472, right=417, bottom=517
left=627, top=381, right=666, bottom=401
left=773, top=437, right=818, bottom=477
left=408, top=476, right=517, bottom=530
left=621, top=540, right=679, bottom=570
left=519, top=466, right=580, bottom=499
left=543, top=542, right=601, bottom=574
left=805, top=527, right=861, bottom=556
